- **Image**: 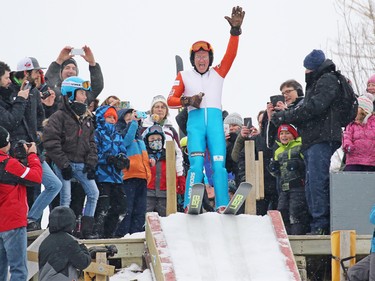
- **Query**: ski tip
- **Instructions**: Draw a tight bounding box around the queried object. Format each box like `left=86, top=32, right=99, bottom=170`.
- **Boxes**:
left=240, top=182, right=252, bottom=188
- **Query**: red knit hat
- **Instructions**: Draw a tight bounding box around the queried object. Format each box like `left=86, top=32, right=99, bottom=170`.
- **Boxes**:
left=104, top=107, right=118, bottom=123
left=278, top=124, right=298, bottom=139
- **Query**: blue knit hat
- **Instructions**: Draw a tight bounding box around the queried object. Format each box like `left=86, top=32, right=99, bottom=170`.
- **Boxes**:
left=303, top=49, right=326, bottom=71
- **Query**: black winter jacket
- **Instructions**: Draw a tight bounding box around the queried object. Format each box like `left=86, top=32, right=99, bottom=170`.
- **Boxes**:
left=42, top=97, right=97, bottom=169
left=0, top=87, right=28, bottom=134
left=39, top=207, right=91, bottom=281
left=0, top=84, right=44, bottom=144
left=272, top=59, right=342, bottom=151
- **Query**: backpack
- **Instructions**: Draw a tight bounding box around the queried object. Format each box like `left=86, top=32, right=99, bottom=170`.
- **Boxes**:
left=334, top=71, right=359, bottom=127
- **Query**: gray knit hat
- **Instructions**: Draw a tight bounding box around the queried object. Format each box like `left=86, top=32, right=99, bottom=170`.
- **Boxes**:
left=224, top=112, right=243, bottom=127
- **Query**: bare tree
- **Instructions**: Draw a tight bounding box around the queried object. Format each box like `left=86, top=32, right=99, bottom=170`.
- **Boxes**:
left=333, top=0, right=375, bottom=94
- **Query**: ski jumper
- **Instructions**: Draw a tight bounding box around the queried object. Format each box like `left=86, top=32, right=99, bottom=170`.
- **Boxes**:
left=168, top=35, right=239, bottom=208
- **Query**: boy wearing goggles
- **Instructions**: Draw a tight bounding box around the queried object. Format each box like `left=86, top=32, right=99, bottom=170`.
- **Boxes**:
left=167, top=6, right=245, bottom=212
left=43, top=76, right=99, bottom=239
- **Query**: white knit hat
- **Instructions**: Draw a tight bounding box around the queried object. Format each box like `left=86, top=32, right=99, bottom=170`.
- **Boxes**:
left=224, top=112, right=243, bottom=127
left=151, top=95, right=167, bottom=109
left=358, top=95, right=373, bottom=114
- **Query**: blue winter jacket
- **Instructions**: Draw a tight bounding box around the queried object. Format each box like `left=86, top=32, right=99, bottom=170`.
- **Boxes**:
left=95, top=105, right=127, bottom=183
left=116, top=109, right=151, bottom=183
left=370, top=204, right=375, bottom=253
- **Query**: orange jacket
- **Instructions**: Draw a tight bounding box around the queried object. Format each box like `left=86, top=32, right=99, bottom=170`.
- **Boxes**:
left=168, top=35, right=239, bottom=109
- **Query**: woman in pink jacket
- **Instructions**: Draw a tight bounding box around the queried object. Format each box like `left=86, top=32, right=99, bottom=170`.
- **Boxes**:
left=343, top=95, right=375, bottom=171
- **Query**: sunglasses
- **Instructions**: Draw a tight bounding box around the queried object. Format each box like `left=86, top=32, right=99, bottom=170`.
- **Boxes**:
left=191, top=41, right=212, bottom=52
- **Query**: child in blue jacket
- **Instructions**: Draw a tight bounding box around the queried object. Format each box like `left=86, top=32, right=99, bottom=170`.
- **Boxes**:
left=94, top=105, right=129, bottom=238
left=114, top=108, right=151, bottom=237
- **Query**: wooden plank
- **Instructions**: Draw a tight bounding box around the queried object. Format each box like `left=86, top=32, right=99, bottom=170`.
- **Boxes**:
left=27, top=229, right=50, bottom=280
left=289, top=234, right=371, bottom=255
left=145, top=212, right=176, bottom=281
left=294, top=256, right=307, bottom=281
left=268, top=210, right=301, bottom=281
left=255, top=160, right=260, bottom=200
left=84, top=260, right=115, bottom=277
left=258, top=151, right=265, bottom=199
left=81, top=238, right=144, bottom=268
left=340, top=231, right=352, bottom=281
left=166, top=141, right=177, bottom=216
left=244, top=140, right=256, bottom=214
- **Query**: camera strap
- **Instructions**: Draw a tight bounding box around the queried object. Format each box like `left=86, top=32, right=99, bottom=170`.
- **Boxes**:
left=22, top=118, right=34, bottom=142
left=0, top=158, right=21, bottom=186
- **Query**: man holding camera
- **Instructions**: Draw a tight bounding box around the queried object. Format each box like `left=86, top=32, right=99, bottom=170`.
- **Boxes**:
left=45, top=45, right=104, bottom=118
left=0, top=58, right=62, bottom=231
left=0, top=126, right=42, bottom=281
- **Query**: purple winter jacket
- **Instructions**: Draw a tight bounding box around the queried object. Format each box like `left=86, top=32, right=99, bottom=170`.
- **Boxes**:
left=343, top=115, right=375, bottom=166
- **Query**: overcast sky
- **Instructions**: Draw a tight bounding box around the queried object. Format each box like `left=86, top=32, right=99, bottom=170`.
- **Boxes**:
left=3, top=0, right=345, bottom=123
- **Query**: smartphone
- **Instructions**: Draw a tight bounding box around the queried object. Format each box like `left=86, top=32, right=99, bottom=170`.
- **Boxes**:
left=71, top=48, right=85, bottom=56
left=270, top=95, right=285, bottom=107
left=244, top=117, right=252, bottom=129
left=224, top=124, right=230, bottom=135
left=41, top=90, right=51, bottom=100
left=135, top=110, right=148, bottom=119
left=22, top=81, right=32, bottom=90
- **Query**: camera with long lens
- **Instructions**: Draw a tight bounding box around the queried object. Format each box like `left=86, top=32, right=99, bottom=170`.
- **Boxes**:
left=13, top=140, right=32, bottom=159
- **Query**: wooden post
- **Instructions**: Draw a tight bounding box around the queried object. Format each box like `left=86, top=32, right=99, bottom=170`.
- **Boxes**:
left=244, top=140, right=256, bottom=214
left=340, top=231, right=352, bottom=281
left=255, top=161, right=260, bottom=200
left=95, top=252, right=108, bottom=281
left=258, top=151, right=265, bottom=199
left=84, top=252, right=115, bottom=281
left=331, top=230, right=356, bottom=281
left=166, top=141, right=177, bottom=215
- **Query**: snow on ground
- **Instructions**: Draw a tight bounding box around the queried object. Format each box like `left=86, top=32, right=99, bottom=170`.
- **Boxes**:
left=110, top=264, right=152, bottom=281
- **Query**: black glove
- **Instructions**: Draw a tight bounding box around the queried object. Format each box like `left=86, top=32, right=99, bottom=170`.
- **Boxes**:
left=224, top=6, right=245, bottom=36
left=83, top=164, right=96, bottom=180
left=268, top=160, right=280, bottom=174
left=286, top=159, right=300, bottom=171
left=79, top=243, right=89, bottom=252
left=180, top=93, right=204, bottom=109
left=114, top=153, right=130, bottom=171
left=107, top=155, right=116, bottom=165
left=61, top=165, right=73, bottom=180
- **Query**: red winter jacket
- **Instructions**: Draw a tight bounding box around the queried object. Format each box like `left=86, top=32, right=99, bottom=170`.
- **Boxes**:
left=0, top=151, right=42, bottom=232
left=147, top=159, right=185, bottom=195
left=148, top=159, right=168, bottom=191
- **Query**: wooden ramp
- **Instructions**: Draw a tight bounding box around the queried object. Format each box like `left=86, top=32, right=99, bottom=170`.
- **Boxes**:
left=27, top=229, right=50, bottom=280
left=145, top=211, right=301, bottom=281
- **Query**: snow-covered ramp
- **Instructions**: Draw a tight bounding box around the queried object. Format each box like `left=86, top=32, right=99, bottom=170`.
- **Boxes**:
left=145, top=211, right=300, bottom=281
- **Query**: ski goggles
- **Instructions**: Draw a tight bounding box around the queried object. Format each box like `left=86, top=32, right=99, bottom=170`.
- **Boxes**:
left=190, top=41, right=213, bottom=52
left=62, top=80, right=91, bottom=91
left=148, top=125, right=163, bottom=134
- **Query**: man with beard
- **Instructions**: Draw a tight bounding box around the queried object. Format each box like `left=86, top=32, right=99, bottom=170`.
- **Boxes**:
left=0, top=58, right=62, bottom=231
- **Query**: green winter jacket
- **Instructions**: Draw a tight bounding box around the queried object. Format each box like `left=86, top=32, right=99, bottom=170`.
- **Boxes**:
left=273, top=137, right=305, bottom=191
